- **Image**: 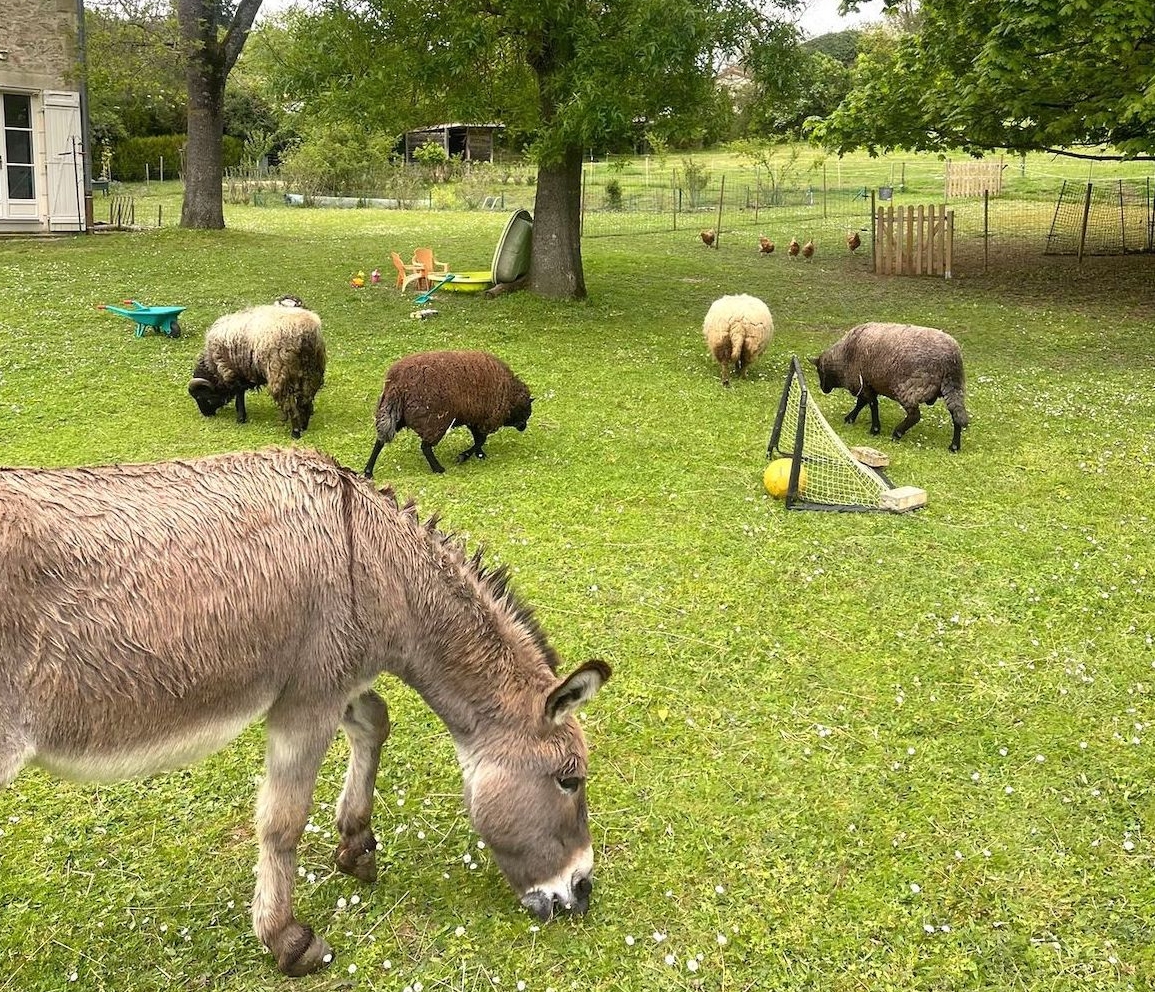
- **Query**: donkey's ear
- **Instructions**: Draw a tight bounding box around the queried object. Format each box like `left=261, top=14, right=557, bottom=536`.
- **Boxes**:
left=545, top=660, right=611, bottom=724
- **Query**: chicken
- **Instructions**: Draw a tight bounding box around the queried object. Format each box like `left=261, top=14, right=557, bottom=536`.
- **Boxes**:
left=847, top=230, right=862, bottom=253
left=758, top=236, right=774, bottom=255
left=801, top=240, right=815, bottom=261
left=788, top=237, right=800, bottom=258
left=700, top=229, right=716, bottom=248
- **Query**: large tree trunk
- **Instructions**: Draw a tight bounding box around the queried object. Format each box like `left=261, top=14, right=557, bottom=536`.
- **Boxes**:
left=182, top=57, right=226, bottom=229
left=177, top=0, right=262, bottom=230
left=528, top=144, right=586, bottom=300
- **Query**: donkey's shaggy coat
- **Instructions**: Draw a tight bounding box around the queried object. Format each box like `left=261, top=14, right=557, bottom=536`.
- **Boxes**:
left=0, top=447, right=609, bottom=975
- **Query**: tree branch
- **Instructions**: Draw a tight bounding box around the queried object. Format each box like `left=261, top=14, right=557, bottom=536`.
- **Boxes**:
left=223, top=0, right=264, bottom=74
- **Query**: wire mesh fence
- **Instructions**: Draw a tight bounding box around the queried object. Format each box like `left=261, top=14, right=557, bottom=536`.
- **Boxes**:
left=578, top=159, right=1155, bottom=276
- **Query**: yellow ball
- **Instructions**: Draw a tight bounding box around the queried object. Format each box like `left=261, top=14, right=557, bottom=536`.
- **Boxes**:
left=763, top=458, right=806, bottom=499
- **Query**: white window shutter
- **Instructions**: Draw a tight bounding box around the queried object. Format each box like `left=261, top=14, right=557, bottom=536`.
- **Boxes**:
left=43, top=91, right=85, bottom=232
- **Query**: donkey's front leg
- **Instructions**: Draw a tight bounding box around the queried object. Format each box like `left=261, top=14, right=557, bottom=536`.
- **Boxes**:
left=335, top=690, right=390, bottom=882
left=252, top=710, right=338, bottom=976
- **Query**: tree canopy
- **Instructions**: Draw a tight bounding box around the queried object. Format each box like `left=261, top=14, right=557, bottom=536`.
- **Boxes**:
left=816, top=0, right=1155, bottom=159
left=271, top=0, right=803, bottom=297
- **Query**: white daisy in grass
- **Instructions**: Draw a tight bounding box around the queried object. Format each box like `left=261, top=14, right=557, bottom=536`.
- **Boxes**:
left=687, top=958, right=700, bottom=973
left=664, top=954, right=676, bottom=966
left=717, top=933, right=728, bottom=945
left=909, top=883, right=921, bottom=894
left=347, top=964, right=357, bottom=975
left=383, top=960, right=392, bottom=970
left=625, top=935, right=635, bottom=946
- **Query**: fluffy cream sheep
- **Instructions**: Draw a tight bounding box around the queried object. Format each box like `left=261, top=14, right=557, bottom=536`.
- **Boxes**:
left=702, top=294, right=774, bottom=386
left=188, top=300, right=326, bottom=438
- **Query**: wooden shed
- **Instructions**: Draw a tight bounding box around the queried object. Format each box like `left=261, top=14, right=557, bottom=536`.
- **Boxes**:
left=402, top=123, right=500, bottom=164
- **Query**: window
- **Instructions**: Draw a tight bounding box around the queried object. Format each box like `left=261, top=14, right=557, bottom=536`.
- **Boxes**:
left=3, top=93, right=34, bottom=200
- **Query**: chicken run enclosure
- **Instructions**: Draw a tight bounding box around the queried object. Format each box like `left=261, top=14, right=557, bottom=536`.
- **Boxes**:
left=576, top=159, right=1155, bottom=275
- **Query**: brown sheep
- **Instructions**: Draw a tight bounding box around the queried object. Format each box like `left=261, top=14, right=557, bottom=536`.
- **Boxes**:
left=812, top=322, right=970, bottom=452
left=363, top=350, right=533, bottom=476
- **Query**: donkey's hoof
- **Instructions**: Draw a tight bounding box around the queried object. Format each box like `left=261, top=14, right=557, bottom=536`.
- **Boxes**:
left=276, top=923, right=334, bottom=977
left=335, top=836, right=378, bottom=883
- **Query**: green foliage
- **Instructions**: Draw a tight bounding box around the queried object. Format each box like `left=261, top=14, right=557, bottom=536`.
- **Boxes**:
left=83, top=6, right=187, bottom=141
left=277, top=123, right=400, bottom=199
left=100, top=135, right=243, bottom=182
left=676, top=156, right=711, bottom=208
left=605, top=178, right=623, bottom=210
left=1, top=194, right=1154, bottom=992
left=822, top=0, right=1155, bottom=158
left=802, top=27, right=861, bottom=66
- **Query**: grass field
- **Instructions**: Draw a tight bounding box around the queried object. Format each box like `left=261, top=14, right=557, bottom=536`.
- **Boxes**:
left=1, top=189, right=1154, bottom=992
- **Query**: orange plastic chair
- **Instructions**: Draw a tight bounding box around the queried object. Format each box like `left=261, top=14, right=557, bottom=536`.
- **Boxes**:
left=411, top=247, right=449, bottom=284
left=391, top=252, right=425, bottom=292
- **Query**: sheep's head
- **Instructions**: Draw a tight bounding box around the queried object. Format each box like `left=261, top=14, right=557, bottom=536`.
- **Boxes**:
left=188, top=374, right=234, bottom=417
left=810, top=355, right=840, bottom=395
left=505, top=393, right=533, bottom=432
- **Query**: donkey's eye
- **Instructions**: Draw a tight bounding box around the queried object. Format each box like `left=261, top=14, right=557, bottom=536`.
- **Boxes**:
left=557, top=777, right=581, bottom=794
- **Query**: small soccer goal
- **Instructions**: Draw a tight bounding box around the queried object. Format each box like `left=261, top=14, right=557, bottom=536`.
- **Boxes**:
left=766, top=356, right=926, bottom=513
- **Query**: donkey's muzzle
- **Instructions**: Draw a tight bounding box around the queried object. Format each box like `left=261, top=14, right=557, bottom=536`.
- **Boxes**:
left=521, top=875, right=593, bottom=921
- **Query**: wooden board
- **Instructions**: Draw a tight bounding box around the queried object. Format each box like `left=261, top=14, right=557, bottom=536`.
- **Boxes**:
left=881, top=486, right=927, bottom=512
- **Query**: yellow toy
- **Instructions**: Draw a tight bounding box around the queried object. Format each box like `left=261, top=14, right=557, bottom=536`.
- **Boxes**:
left=350, top=270, right=366, bottom=289
left=763, top=458, right=806, bottom=499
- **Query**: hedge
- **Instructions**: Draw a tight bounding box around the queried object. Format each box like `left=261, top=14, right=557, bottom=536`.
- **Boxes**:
left=99, top=135, right=244, bottom=182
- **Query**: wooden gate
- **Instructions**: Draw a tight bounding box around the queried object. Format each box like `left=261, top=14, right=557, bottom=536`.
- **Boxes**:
left=873, top=203, right=954, bottom=278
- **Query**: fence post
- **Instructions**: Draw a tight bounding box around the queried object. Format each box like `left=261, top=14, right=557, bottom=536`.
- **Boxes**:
left=822, top=163, right=827, bottom=220
left=1118, top=179, right=1126, bottom=254
left=580, top=165, right=586, bottom=238
left=983, top=189, right=989, bottom=273
left=945, top=208, right=954, bottom=279
left=870, top=190, right=877, bottom=273
left=714, top=175, right=724, bottom=249
left=1078, top=181, right=1093, bottom=262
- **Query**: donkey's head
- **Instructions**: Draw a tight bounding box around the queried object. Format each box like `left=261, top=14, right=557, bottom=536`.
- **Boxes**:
left=459, top=659, right=611, bottom=922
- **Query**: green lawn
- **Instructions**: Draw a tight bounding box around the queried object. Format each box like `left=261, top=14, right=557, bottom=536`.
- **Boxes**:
left=0, top=191, right=1153, bottom=992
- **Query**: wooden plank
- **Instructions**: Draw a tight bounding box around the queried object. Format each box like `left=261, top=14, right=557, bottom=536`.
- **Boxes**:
left=881, top=486, right=928, bottom=512
left=916, top=204, right=925, bottom=275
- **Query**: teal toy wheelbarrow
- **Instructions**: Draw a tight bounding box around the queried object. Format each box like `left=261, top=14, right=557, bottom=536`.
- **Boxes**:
left=97, top=299, right=186, bottom=338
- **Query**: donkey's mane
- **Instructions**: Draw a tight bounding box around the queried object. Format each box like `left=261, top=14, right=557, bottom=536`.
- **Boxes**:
left=368, top=479, right=561, bottom=673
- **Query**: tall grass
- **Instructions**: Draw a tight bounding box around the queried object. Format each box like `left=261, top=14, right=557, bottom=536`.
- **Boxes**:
left=0, top=195, right=1153, bottom=992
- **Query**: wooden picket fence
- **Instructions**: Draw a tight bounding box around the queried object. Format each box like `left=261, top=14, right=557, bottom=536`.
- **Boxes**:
left=944, top=159, right=1004, bottom=199
left=873, top=203, right=954, bottom=278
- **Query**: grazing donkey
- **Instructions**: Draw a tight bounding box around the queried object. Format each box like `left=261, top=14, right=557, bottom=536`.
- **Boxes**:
left=0, top=447, right=611, bottom=976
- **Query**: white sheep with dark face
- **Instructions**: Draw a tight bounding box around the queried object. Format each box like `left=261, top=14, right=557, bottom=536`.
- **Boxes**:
left=812, top=321, right=970, bottom=452
left=188, top=298, right=326, bottom=438
left=702, top=294, right=774, bottom=386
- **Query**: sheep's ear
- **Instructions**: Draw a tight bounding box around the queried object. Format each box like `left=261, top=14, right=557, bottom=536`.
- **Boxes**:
left=809, top=356, right=820, bottom=368
left=545, top=660, right=611, bottom=724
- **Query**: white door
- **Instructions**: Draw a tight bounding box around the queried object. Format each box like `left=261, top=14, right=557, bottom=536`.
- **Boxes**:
left=43, top=90, right=85, bottom=232
left=0, top=91, right=38, bottom=220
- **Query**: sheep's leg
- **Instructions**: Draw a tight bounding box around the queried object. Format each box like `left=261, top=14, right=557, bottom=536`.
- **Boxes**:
left=457, top=428, right=489, bottom=463
left=844, top=395, right=870, bottom=424
left=363, top=439, right=386, bottom=479
left=251, top=706, right=338, bottom=976
left=719, top=362, right=731, bottom=387
left=420, top=441, right=446, bottom=474
left=949, top=420, right=963, bottom=453
left=869, top=398, right=881, bottom=436
left=235, top=390, right=248, bottom=425
left=892, top=405, right=921, bottom=440
left=334, top=690, right=390, bottom=883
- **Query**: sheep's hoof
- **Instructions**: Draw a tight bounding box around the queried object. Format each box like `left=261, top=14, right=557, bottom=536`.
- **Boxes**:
left=870, top=425, right=882, bottom=436
left=292, top=429, right=302, bottom=439
left=949, top=443, right=961, bottom=453
left=843, top=414, right=855, bottom=424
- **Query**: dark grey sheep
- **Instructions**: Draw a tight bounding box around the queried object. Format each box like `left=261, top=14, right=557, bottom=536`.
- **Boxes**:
left=812, top=321, right=969, bottom=452
left=188, top=299, right=326, bottom=438
left=363, top=350, right=533, bottom=476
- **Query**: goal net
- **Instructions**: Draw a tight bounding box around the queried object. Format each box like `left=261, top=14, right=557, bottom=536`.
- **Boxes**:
left=766, top=356, right=894, bottom=512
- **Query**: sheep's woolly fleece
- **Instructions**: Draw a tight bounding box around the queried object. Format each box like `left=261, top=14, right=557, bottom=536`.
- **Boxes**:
left=702, top=294, right=774, bottom=385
